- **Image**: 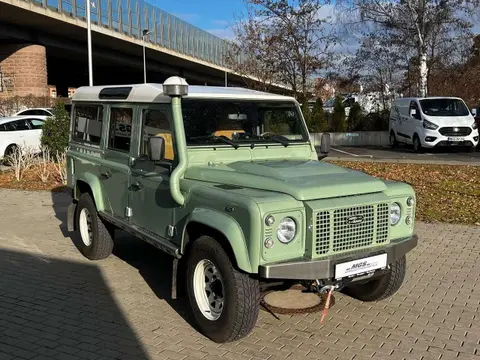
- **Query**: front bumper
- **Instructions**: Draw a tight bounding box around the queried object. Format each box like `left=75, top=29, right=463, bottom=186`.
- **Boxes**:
left=421, top=129, right=479, bottom=148
left=258, top=235, right=418, bottom=280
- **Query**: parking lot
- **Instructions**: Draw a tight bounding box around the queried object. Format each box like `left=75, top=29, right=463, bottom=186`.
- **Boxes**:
left=0, top=189, right=479, bottom=360
left=324, top=145, right=480, bottom=165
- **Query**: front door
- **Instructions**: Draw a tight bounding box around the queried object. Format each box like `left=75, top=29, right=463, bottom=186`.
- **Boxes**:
left=101, top=105, right=135, bottom=219
left=129, top=105, right=176, bottom=241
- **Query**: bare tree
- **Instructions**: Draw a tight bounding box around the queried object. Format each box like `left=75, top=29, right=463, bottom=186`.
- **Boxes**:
left=338, top=0, right=477, bottom=97
left=228, top=0, right=338, bottom=99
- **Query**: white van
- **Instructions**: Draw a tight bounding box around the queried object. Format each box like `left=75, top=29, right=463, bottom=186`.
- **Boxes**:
left=389, top=97, right=479, bottom=152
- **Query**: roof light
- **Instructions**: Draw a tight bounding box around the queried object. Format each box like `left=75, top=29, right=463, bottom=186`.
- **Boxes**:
left=163, top=76, right=188, bottom=97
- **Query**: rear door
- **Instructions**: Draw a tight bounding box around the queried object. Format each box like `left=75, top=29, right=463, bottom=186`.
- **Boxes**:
left=101, top=105, right=135, bottom=219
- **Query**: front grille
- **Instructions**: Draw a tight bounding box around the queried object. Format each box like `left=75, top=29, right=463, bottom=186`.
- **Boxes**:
left=439, top=127, right=472, bottom=136
left=315, top=203, right=389, bottom=256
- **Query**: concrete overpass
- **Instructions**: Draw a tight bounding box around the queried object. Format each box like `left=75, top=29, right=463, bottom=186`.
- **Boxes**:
left=0, top=0, right=262, bottom=97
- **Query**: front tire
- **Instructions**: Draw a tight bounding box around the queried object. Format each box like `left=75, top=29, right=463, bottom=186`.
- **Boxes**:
left=412, top=134, right=422, bottom=153
left=389, top=131, right=398, bottom=148
left=186, top=236, right=260, bottom=343
left=344, top=255, right=407, bottom=302
left=76, top=193, right=114, bottom=260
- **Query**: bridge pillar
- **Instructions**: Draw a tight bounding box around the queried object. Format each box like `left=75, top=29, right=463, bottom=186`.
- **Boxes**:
left=0, top=44, right=48, bottom=97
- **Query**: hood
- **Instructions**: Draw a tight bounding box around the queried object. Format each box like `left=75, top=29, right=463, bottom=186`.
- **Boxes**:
left=185, top=160, right=387, bottom=201
left=423, top=114, right=475, bottom=127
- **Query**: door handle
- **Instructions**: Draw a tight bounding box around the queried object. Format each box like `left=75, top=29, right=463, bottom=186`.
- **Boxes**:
left=100, top=171, right=111, bottom=179
left=130, top=182, right=143, bottom=191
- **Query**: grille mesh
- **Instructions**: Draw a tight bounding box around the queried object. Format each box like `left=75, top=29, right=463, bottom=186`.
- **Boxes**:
left=315, top=203, right=389, bottom=255
left=439, top=127, right=472, bottom=136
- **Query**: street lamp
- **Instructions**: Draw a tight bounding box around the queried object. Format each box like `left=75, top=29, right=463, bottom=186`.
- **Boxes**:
left=86, top=0, right=95, bottom=86
left=142, top=29, right=150, bottom=83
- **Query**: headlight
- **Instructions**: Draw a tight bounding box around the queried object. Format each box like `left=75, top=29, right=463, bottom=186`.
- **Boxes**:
left=423, top=120, right=439, bottom=130
left=277, top=217, right=296, bottom=243
left=473, top=121, right=478, bottom=130
left=390, top=203, right=401, bottom=225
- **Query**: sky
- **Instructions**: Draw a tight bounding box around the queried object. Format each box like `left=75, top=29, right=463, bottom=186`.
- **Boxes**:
left=150, top=0, right=245, bottom=39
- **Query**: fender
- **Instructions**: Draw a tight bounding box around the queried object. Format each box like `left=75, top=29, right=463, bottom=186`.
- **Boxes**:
left=182, top=208, right=253, bottom=273
left=75, top=172, right=108, bottom=212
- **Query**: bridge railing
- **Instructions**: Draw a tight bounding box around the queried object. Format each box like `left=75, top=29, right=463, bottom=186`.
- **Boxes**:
left=26, top=0, right=244, bottom=68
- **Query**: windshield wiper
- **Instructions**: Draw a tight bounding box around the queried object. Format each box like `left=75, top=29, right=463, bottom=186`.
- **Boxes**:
left=190, top=135, right=239, bottom=149
left=261, top=134, right=290, bottom=147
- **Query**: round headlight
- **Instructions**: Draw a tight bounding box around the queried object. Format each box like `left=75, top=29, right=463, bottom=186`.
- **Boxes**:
left=277, top=217, right=296, bottom=243
left=390, top=203, right=401, bottom=225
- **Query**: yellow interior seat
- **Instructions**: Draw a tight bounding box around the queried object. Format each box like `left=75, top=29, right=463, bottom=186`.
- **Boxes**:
left=213, top=130, right=245, bottom=139
left=143, top=132, right=174, bottom=161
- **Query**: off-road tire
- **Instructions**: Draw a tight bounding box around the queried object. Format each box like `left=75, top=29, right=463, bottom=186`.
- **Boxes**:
left=344, top=255, right=407, bottom=302
left=76, top=192, right=114, bottom=260
left=186, top=236, right=260, bottom=343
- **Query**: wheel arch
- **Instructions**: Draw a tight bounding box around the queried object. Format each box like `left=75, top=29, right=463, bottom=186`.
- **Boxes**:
left=74, top=173, right=107, bottom=212
left=181, top=209, right=253, bottom=274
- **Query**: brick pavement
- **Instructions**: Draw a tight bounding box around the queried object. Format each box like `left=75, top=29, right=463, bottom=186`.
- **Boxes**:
left=0, top=189, right=479, bottom=360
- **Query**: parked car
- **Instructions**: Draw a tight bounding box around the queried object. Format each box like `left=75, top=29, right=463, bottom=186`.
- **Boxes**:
left=13, top=104, right=72, bottom=119
left=66, top=77, right=418, bottom=343
left=0, top=116, right=45, bottom=160
left=389, top=96, right=479, bottom=152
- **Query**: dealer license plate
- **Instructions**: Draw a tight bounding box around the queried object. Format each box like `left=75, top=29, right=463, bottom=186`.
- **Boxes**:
left=448, top=137, right=464, bottom=142
left=335, top=254, right=387, bottom=279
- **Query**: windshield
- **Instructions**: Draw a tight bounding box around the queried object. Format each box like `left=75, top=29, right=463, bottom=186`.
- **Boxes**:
left=419, top=98, right=469, bottom=117
left=182, top=99, right=308, bottom=147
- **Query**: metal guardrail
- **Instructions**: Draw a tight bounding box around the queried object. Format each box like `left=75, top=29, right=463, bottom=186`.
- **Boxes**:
left=24, top=0, right=241, bottom=68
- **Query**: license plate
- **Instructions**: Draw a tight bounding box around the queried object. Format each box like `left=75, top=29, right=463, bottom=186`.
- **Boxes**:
left=335, top=254, right=387, bottom=279
left=448, top=137, right=464, bottom=142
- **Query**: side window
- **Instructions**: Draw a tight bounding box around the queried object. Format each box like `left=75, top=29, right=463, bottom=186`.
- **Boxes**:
left=72, top=105, right=103, bottom=145
left=0, top=124, right=6, bottom=131
left=28, top=119, right=44, bottom=129
left=11, top=119, right=29, bottom=130
left=140, top=107, right=174, bottom=161
left=409, top=101, right=420, bottom=119
left=108, top=107, right=133, bottom=153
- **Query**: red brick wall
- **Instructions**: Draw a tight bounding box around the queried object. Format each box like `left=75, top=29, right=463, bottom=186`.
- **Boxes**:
left=0, top=44, right=48, bottom=97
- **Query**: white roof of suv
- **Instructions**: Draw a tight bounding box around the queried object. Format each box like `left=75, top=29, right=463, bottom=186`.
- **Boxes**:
left=72, top=83, right=296, bottom=103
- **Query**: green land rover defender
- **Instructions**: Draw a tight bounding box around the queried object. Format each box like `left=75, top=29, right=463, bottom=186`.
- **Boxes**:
left=66, top=77, right=418, bottom=343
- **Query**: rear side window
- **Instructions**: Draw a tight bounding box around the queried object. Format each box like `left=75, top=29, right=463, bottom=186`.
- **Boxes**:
left=108, top=107, right=133, bottom=153
left=72, top=105, right=103, bottom=145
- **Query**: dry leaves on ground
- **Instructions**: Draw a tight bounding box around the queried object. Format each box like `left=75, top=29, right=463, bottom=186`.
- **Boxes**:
left=0, top=164, right=66, bottom=192
left=329, top=161, right=480, bottom=225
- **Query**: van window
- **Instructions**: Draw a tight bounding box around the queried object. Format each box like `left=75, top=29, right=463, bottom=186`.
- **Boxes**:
left=419, top=98, right=469, bottom=117
left=409, top=101, right=421, bottom=120
left=108, top=107, right=133, bottom=153
left=72, top=105, right=103, bottom=145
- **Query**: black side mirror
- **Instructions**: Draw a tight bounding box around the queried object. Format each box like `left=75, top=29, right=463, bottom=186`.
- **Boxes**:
left=147, top=136, right=165, bottom=162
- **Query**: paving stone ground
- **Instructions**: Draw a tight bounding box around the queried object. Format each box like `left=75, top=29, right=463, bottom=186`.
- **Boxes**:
left=0, top=189, right=479, bottom=360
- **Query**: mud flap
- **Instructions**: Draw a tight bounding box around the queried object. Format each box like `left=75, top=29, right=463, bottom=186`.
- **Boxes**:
left=67, top=202, right=77, bottom=232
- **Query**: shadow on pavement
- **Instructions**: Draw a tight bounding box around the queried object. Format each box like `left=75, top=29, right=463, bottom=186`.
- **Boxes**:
left=49, top=189, right=195, bottom=334
left=0, top=247, right=150, bottom=360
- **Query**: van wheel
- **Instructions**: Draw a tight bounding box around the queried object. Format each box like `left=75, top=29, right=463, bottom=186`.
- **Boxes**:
left=412, top=135, right=422, bottom=153
left=186, top=236, right=260, bottom=343
left=344, top=255, right=407, bottom=302
left=389, top=132, right=398, bottom=148
left=468, top=146, right=476, bottom=153
left=76, top=193, right=114, bottom=260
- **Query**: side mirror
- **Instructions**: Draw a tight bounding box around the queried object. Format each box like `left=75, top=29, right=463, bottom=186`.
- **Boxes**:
left=410, top=109, right=417, bottom=118
left=471, top=108, right=477, bottom=117
left=147, top=136, right=165, bottom=162
left=318, top=133, right=330, bottom=160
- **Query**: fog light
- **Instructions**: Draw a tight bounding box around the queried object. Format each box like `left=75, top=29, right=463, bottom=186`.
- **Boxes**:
left=405, top=216, right=412, bottom=225
left=406, top=197, right=414, bottom=206
left=425, top=136, right=437, bottom=142
left=264, top=237, right=274, bottom=249
left=474, top=136, right=479, bottom=142
left=265, top=215, right=275, bottom=226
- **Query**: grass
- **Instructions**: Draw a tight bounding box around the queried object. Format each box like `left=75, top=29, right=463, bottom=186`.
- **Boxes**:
left=329, top=160, right=480, bottom=225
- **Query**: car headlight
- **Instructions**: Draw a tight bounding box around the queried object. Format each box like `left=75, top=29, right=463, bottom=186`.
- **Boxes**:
left=423, top=120, right=439, bottom=130
left=390, top=203, right=401, bottom=225
left=473, top=121, right=478, bottom=130
left=277, top=217, right=296, bottom=243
